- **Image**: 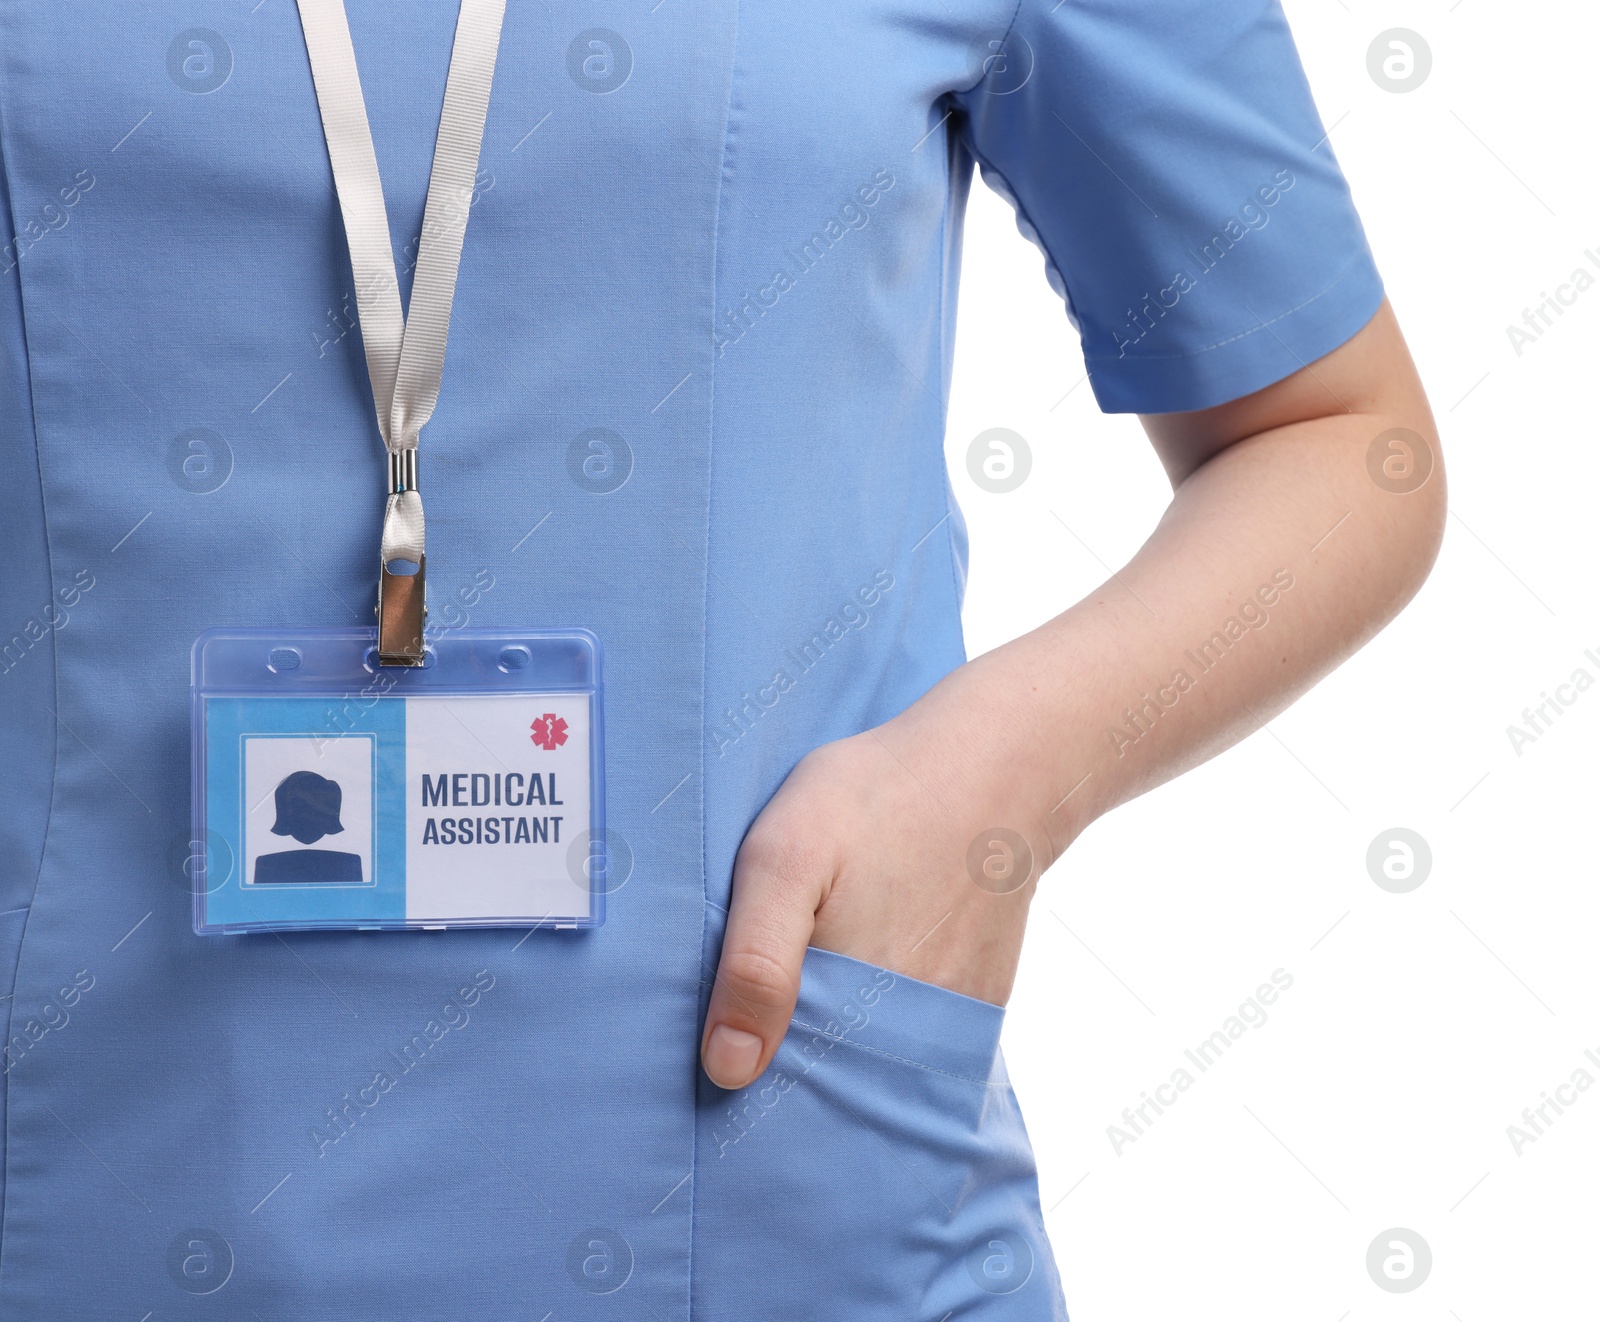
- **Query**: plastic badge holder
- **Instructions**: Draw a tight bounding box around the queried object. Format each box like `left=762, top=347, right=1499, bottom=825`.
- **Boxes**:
left=190, top=628, right=605, bottom=934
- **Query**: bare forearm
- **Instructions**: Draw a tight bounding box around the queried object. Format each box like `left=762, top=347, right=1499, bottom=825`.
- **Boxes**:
left=887, top=331, right=1446, bottom=869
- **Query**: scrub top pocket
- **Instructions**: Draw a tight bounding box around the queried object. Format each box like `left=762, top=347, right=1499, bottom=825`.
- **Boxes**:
left=692, top=947, right=1068, bottom=1320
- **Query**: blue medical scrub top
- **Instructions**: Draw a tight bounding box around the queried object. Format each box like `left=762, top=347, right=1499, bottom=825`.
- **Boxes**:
left=0, top=1, right=1381, bottom=1316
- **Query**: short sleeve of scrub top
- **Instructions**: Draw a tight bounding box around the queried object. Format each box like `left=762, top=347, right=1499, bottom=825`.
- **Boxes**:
left=0, top=1, right=1380, bottom=1319
left=953, top=0, right=1384, bottom=414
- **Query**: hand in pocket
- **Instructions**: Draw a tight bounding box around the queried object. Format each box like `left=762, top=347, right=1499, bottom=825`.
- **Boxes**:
left=700, top=674, right=1055, bottom=1091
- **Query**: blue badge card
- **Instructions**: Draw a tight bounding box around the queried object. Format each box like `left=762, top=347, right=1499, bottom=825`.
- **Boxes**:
left=190, top=629, right=605, bottom=934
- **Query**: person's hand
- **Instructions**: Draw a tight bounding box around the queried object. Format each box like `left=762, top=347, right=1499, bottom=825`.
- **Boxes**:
left=699, top=656, right=1059, bottom=1091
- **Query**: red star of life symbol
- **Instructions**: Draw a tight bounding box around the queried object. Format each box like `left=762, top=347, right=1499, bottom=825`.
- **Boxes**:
left=530, top=713, right=568, bottom=751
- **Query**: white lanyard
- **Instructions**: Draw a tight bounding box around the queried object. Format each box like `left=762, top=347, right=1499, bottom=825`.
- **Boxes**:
left=296, top=0, right=506, bottom=663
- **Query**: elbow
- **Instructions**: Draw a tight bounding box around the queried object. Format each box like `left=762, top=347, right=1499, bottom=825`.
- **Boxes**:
left=1368, top=414, right=1447, bottom=621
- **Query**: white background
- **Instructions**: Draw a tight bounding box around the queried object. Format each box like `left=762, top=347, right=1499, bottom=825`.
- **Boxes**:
left=949, top=2, right=1599, bottom=1317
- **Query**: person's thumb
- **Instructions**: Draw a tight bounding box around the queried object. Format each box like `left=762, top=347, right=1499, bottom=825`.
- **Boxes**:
left=701, top=836, right=824, bottom=1091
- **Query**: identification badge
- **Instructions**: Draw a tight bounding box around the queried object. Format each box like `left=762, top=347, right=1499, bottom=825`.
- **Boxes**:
left=190, top=628, right=605, bottom=934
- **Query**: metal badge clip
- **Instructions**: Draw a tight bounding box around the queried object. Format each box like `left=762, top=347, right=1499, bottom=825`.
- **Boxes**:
left=376, top=450, right=426, bottom=666
left=377, top=556, right=426, bottom=665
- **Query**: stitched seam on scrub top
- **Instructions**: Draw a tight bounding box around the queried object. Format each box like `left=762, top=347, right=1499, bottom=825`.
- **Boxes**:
left=691, top=0, right=745, bottom=1316
left=0, top=54, right=58, bottom=923
left=789, top=1016, right=1000, bottom=1085
left=950, top=0, right=1026, bottom=100
left=0, top=41, right=64, bottom=1292
left=1081, top=250, right=1369, bottom=363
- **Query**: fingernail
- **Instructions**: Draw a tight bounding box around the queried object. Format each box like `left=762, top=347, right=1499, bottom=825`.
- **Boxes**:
left=704, top=1024, right=763, bottom=1089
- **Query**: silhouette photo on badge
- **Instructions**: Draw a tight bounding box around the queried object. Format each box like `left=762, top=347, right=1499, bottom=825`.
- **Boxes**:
left=253, top=770, right=364, bottom=884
